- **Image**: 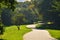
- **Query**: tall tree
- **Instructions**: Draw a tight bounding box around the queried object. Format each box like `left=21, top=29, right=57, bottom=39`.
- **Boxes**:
left=32, top=0, right=60, bottom=29
left=31, top=0, right=44, bottom=21
left=0, top=0, right=17, bottom=35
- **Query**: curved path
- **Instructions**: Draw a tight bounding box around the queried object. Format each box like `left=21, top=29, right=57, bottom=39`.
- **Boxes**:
left=23, top=24, right=57, bottom=40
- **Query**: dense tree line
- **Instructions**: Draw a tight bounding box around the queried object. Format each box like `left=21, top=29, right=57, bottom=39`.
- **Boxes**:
left=32, top=0, right=60, bottom=29
left=0, top=0, right=41, bottom=26
left=13, top=2, right=41, bottom=24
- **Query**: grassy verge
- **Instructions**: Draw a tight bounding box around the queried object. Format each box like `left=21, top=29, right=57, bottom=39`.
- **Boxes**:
left=1, top=25, right=32, bottom=40
left=47, top=29, right=60, bottom=40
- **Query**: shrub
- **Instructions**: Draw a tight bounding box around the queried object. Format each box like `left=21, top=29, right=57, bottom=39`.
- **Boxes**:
left=36, top=24, right=41, bottom=29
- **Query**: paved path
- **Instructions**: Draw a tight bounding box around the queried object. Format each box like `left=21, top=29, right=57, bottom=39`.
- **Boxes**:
left=23, top=24, right=57, bottom=40
left=26, top=24, right=37, bottom=29
left=26, top=23, right=44, bottom=29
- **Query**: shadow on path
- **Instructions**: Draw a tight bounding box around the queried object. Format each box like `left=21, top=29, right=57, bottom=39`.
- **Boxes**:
left=36, top=24, right=60, bottom=30
left=0, top=39, right=3, bottom=40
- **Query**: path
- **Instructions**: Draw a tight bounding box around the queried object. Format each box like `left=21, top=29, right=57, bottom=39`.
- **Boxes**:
left=23, top=24, right=57, bottom=40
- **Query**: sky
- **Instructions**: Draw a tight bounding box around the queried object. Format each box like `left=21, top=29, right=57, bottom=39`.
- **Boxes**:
left=17, top=0, right=25, bottom=2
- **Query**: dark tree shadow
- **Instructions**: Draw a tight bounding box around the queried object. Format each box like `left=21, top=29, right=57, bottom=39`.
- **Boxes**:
left=0, top=39, right=4, bottom=40
left=57, top=38, right=60, bottom=40
left=36, top=24, right=60, bottom=30
left=0, top=39, right=3, bottom=40
left=0, top=39, right=6, bottom=40
left=1, top=8, right=12, bottom=26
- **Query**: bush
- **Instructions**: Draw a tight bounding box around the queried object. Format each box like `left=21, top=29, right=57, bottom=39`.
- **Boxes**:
left=36, top=24, right=49, bottom=29
left=36, top=24, right=41, bottom=29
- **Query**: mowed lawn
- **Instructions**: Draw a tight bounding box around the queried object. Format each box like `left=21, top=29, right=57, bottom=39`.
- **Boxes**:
left=1, top=25, right=31, bottom=40
left=47, top=29, right=60, bottom=40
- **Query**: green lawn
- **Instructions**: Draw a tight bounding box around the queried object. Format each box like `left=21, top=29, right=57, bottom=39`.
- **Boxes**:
left=1, top=25, right=32, bottom=40
left=47, top=29, right=60, bottom=40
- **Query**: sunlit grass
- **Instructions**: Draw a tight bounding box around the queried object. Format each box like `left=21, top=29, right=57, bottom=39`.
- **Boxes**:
left=47, top=29, right=60, bottom=40
left=1, top=25, right=31, bottom=40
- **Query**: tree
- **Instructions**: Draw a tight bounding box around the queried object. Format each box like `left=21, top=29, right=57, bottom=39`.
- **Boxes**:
left=50, top=0, right=60, bottom=29
left=11, top=8, right=26, bottom=30
left=32, top=0, right=60, bottom=29
left=15, top=2, right=40, bottom=24
left=0, top=0, right=17, bottom=35
left=31, top=0, right=44, bottom=21
left=1, top=8, right=12, bottom=26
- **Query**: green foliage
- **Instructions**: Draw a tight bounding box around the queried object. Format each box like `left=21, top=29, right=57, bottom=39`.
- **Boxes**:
left=0, top=0, right=17, bottom=25
left=1, top=8, right=12, bottom=26
left=11, top=12, right=25, bottom=25
left=12, top=2, right=41, bottom=24
left=36, top=24, right=41, bottom=29
left=33, top=0, right=60, bottom=29
left=0, top=0, right=17, bottom=11
left=31, top=0, right=44, bottom=21
left=51, top=0, right=60, bottom=12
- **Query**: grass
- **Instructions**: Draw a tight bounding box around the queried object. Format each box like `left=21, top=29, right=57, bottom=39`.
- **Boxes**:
left=0, top=25, right=32, bottom=40
left=47, top=29, right=60, bottom=40
left=36, top=24, right=60, bottom=40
